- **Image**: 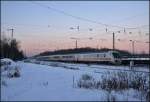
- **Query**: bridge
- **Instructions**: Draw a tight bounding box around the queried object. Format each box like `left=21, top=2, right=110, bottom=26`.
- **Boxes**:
left=121, top=57, right=150, bottom=65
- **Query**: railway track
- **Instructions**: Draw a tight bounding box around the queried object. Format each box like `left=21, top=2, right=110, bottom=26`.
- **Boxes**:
left=27, top=60, right=150, bottom=74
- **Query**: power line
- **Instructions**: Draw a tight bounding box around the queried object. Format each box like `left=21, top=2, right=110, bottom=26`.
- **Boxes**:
left=31, top=1, right=148, bottom=30
left=111, top=12, right=147, bottom=24
left=2, top=22, right=50, bottom=28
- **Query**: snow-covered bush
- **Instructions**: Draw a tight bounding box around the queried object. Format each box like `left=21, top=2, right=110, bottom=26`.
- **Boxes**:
left=1, top=59, right=12, bottom=72
left=77, top=74, right=95, bottom=89
left=81, top=74, right=93, bottom=80
left=7, top=65, right=20, bottom=78
left=100, top=71, right=149, bottom=91
left=100, top=71, right=128, bottom=90
left=77, top=71, right=149, bottom=92
left=1, top=58, right=21, bottom=78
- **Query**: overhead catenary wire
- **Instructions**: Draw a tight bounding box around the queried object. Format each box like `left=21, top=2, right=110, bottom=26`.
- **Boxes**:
left=111, top=12, right=148, bottom=24
left=31, top=1, right=149, bottom=30
left=2, top=1, right=149, bottom=36
left=2, top=1, right=149, bottom=54
left=2, top=2, right=148, bottom=35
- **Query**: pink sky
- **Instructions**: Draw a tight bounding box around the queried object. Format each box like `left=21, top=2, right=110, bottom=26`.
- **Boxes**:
left=1, top=1, right=149, bottom=56
left=20, top=35, right=149, bottom=57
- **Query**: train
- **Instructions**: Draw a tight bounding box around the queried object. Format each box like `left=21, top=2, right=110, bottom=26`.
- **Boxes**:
left=35, top=51, right=122, bottom=65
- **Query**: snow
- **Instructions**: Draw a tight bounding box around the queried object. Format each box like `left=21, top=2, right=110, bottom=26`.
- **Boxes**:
left=1, top=58, right=18, bottom=72
left=1, top=58, right=16, bottom=66
left=1, top=60, right=149, bottom=101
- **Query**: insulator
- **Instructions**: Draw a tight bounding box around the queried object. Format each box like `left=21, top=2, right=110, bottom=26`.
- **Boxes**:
left=124, top=28, right=126, bottom=33
left=106, top=28, right=108, bottom=32
left=129, top=32, right=132, bottom=34
left=77, top=26, right=79, bottom=31
left=70, top=27, right=74, bottom=29
left=89, top=28, right=92, bottom=31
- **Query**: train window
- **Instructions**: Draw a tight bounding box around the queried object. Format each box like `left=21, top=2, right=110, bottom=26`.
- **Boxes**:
left=68, top=56, right=73, bottom=58
left=97, top=54, right=99, bottom=57
left=104, top=54, right=106, bottom=57
left=70, top=56, right=74, bottom=58
left=62, top=56, right=73, bottom=58
left=54, top=56, right=59, bottom=58
left=62, top=56, right=67, bottom=58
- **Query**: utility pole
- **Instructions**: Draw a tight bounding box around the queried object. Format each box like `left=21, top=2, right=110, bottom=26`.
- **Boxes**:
left=70, top=37, right=80, bottom=49
left=70, top=37, right=91, bottom=49
left=7, top=28, right=14, bottom=59
left=75, top=39, right=77, bottom=49
left=130, top=40, right=135, bottom=55
left=113, top=32, right=115, bottom=50
left=7, top=28, right=14, bottom=40
left=107, top=30, right=122, bottom=51
left=70, top=26, right=80, bottom=49
left=146, top=41, right=150, bottom=55
left=132, top=41, right=135, bottom=55
left=77, top=26, right=79, bottom=31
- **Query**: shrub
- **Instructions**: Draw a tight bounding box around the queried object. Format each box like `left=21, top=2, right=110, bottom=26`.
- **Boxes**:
left=77, top=71, right=149, bottom=101
left=100, top=71, right=149, bottom=91
left=77, top=74, right=95, bottom=89
left=7, top=66, right=21, bottom=78
left=81, top=74, right=93, bottom=80
left=77, top=71, right=149, bottom=91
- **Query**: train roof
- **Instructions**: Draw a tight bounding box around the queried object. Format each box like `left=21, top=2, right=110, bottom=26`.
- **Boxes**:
left=36, top=51, right=119, bottom=58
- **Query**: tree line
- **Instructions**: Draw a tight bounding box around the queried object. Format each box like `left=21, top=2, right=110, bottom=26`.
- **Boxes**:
left=1, top=35, right=25, bottom=60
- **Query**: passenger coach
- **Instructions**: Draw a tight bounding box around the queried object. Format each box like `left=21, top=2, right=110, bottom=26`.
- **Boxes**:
left=36, top=51, right=122, bottom=65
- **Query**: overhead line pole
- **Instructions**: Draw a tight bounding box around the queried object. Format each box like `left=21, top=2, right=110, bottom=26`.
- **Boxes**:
left=129, top=40, right=135, bottom=55
left=31, top=2, right=149, bottom=30
left=75, top=39, right=77, bottom=49
left=113, top=32, right=115, bottom=50
left=132, top=41, right=135, bottom=55
left=7, top=28, right=14, bottom=59
left=8, top=28, right=14, bottom=40
left=70, top=37, right=80, bottom=49
left=70, top=26, right=80, bottom=49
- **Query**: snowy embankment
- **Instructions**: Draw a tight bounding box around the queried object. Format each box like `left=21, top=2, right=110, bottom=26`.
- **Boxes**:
left=1, top=60, right=150, bottom=101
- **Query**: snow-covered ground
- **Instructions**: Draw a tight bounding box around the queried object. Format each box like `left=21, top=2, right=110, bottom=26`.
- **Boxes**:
left=1, top=60, right=149, bottom=101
